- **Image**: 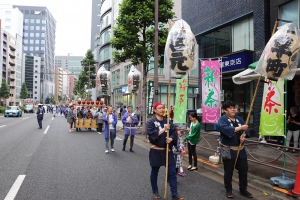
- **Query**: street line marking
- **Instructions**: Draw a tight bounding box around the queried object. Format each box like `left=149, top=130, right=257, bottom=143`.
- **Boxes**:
left=44, top=125, right=50, bottom=134
left=0, top=125, right=6, bottom=128
left=22, top=117, right=29, bottom=120
left=4, top=175, right=26, bottom=200
left=51, top=117, right=54, bottom=120
left=116, top=136, right=123, bottom=141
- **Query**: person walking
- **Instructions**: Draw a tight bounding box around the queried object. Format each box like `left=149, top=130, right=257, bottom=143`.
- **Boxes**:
left=183, top=112, right=201, bottom=171
left=94, top=107, right=104, bottom=133
left=147, top=102, right=184, bottom=200
left=67, top=105, right=75, bottom=132
left=122, top=105, right=138, bottom=152
left=217, top=100, right=253, bottom=198
left=134, top=106, right=141, bottom=127
left=174, top=127, right=186, bottom=177
left=103, top=107, right=118, bottom=153
left=286, top=107, right=300, bottom=152
left=36, top=104, right=44, bottom=129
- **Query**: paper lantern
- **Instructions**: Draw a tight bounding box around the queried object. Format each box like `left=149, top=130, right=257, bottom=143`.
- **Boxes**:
left=128, top=66, right=142, bottom=93
left=97, top=66, right=111, bottom=91
left=164, top=19, right=198, bottom=78
left=82, top=100, right=85, bottom=105
left=255, top=23, right=300, bottom=80
left=96, top=101, right=99, bottom=105
left=91, top=101, right=94, bottom=105
left=78, top=100, right=81, bottom=105
left=87, top=101, right=90, bottom=105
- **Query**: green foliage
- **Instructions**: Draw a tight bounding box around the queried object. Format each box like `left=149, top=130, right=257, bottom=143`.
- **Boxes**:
left=73, top=70, right=88, bottom=99
left=20, top=82, right=29, bottom=100
left=110, top=0, right=175, bottom=73
left=0, top=106, right=5, bottom=113
left=19, top=106, right=25, bottom=112
left=0, top=79, right=10, bottom=100
left=80, top=49, right=97, bottom=89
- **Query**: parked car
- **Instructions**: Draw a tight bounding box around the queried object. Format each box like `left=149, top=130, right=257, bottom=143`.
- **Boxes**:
left=24, top=104, right=34, bottom=113
left=4, top=106, right=22, bottom=117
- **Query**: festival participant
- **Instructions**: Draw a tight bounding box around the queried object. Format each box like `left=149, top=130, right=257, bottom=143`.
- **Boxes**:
left=147, top=102, right=184, bottom=200
left=122, top=105, right=138, bottom=152
left=67, top=105, right=75, bottom=132
left=217, top=100, right=253, bottom=199
left=183, top=112, right=201, bottom=171
left=286, top=107, right=300, bottom=153
left=103, top=106, right=118, bottom=153
left=94, top=107, right=104, bottom=133
left=36, top=104, right=44, bottom=129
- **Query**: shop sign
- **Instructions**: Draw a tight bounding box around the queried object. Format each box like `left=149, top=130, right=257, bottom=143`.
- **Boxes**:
left=122, top=86, right=129, bottom=95
left=147, top=81, right=154, bottom=115
left=174, top=75, right=188, bottom=123
left=221, top=51, right=253, bottom=72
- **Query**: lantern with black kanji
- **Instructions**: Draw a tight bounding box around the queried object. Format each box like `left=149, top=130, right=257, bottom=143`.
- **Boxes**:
left=97, top=66, right=111, bottom=91
left=128, top=65, right=142, bottom=93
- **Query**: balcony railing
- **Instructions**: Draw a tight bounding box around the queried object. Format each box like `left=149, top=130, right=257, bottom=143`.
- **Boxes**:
left=9, top=61, right=15, bottom=66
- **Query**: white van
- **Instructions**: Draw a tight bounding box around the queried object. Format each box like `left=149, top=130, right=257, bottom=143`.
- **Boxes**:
left=24, top=104, right=34, bottom=113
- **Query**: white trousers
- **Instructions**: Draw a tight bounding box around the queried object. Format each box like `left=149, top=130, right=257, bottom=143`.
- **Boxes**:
left=286, top=130, right=299, bottom=148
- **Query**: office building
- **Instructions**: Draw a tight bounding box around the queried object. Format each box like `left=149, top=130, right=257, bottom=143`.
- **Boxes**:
left=54, top=55, right=83, bottom=78
left=13, top=5, right=56, bottom=102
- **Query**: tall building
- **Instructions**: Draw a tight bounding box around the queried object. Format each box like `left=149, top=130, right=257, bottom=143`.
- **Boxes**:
left=54, top=67, right=63, bottom=102
left=54, top=55, right=83, bottom=78
left=13, top=5, right=56, bottom=102
left=0, top=4, right=24, bottom=105
left=21, top=54, right=41, bottom=101
left=68, top=74, right=77, bottom=99
left=91, top=0, right=101, bottom=51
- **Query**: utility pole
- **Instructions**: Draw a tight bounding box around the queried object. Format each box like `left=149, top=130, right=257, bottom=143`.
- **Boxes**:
left=153, top=0, right=159, bottom=103
left=29, top=90, right=32, bottom=104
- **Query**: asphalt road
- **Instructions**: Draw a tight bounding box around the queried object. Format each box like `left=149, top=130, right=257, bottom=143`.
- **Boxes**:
left=0, top=113, right=277, bottom=200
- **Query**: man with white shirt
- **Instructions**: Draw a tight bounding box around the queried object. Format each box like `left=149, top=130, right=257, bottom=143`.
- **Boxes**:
left=103, top=106, right=118, bottom=153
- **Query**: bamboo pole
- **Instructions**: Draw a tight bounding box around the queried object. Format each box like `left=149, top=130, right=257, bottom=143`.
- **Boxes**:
left=234, top=19, right=279, bottom=168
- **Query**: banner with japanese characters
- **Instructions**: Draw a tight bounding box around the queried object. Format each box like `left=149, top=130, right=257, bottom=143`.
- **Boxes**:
left=147, top=80, right=154, bottom=115
left=201, top=60, right=221, bottom=124
left=259, top=79, right=284, bottom=136
left=174, top=75, right=188, bottom=124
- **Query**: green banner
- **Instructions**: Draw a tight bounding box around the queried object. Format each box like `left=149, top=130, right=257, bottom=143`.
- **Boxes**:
left=259, top=79, right=284, bottom=136
left=174, top=75, right=188, bottom=123
left=147, top=80, right=154, bottom=115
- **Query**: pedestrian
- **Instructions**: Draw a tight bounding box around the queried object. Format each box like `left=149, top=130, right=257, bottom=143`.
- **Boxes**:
left=217, top=100, right=253, bottom=198
left=147, top=102, right=184, bottom=200
left=94, top=107, right=104, bottom=133
left=286, top=107, right=300, bottom=153
left=67, top=105, right=75, bottom=132
left=122, top=105, right=138, bottom=152
left=183, top=112, right=201, bottom=171
left=174, top=127, right=186, bottom=177
left=36, top=104, right=44, bottom=129
left=103, top=106, right=118, bottom=153
left=122, top=105, right=127, bottom=117
left=134, top=106, right=141, bottom=127
left=120, top=106, right=123, bottom=119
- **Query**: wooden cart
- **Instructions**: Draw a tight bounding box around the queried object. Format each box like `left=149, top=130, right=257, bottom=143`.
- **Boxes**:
left=74, top=118, right=98, bottom=131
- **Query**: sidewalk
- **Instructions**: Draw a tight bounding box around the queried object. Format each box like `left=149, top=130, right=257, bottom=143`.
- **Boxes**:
left=115, top=119, right=300, bottom=200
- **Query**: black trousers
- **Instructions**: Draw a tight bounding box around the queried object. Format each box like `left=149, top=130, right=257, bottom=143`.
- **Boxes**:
left=97, top=123, right=103, bottom=132
left=222, top=158, right=248, bottom=192
left=123, top=134, right=134, bottom=148
left=187, top=143, right=197, bottom=167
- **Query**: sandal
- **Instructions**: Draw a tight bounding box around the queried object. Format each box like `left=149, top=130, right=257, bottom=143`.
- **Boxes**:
left=240, top=190, right=253, bottom=198
left=226, top=191, right=234, bottom=198
left=172, top=195, right=184, bottom=200
left=187, top=165, right=192, bottom=170
left=153, top=192, right=161, bottom=199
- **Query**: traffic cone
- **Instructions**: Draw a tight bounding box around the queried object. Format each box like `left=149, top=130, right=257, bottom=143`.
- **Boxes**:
left=292, top=157, right=300, bottom=196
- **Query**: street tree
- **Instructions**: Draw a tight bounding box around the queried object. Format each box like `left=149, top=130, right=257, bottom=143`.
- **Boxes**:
left=19, top=82, right=29, bottom=102
left=110, top=0, right=175, bottom=128
left=0, top=79, right=10, bottom=105
left=73, top=71, right=88, bottom=99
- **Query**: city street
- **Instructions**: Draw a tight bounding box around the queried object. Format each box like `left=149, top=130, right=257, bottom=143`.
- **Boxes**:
left=0, top=113, right=277, bottom=200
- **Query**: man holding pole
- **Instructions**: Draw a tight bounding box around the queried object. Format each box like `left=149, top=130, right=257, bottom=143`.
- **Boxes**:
left=103, top=106, right=118, bottom=154
left=217, top=100, right=253, bottom=198
left=122, top=105, right=138, bottom=152
left=147, top=102, right=184, bottom=200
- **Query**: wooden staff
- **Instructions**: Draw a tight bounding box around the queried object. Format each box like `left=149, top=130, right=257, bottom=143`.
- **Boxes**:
left=234, top=19, right=279, bottom=168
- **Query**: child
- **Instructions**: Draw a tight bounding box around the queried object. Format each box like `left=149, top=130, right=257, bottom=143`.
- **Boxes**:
left=173, top=127, right=186, bottom=177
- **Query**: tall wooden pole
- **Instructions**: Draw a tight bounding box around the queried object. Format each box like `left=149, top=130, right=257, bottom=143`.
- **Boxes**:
left=154, top=0, right=159, bottom=103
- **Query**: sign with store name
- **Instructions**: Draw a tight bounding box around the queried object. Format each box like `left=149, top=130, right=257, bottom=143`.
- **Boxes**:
left=221, top=51, right=253, bottom=72
left=174, top=75, right=188, bottom=123
left=147, top=81, right=154, bottom=115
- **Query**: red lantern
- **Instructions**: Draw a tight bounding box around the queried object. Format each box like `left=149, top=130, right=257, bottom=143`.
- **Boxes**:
left=91, top=101, right=94, bottom=105
left=100, top=101, right=103, bottom=105
left=78, top=100, right=81, bottom=105
left=82, top=100, right=85, bottom=105
left=96, top=101, right=99, bottom=105
left=87, top=101, right=90, bottom=105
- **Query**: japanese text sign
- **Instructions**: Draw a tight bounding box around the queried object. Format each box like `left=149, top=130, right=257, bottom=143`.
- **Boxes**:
left=147, top=81, right=154, bottom=115
left=174, top=75, right=188, bottom=123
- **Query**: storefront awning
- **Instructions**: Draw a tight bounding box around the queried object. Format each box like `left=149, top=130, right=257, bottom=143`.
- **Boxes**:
left=232, top=61, right=300, bottom=84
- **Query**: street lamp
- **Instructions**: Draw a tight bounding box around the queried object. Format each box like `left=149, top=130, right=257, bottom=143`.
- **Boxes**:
left=29, top=90, right=32, bottom=104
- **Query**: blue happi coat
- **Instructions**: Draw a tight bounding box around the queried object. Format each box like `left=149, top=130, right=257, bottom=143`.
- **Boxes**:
left=122, top=112, right=138, bottom=135
left=217, top=114, right=250, bottom=159
left=147, top=117, right=178, bottom=166
left=103, top=113, right=118, bottom=139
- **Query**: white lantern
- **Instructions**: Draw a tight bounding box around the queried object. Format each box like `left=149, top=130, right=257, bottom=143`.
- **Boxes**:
left=164, top=19, right=198, bottom=78
left=97, top=66, right=111, bottom=91
left=128, top=66, right=142, bottom=93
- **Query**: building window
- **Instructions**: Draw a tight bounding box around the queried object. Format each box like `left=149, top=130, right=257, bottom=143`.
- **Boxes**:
left=30, top=19, right=35, bottom=23
left=5, top=26, right=11, bottom=30
left=24, top=39, right=28, bottom=44
left=280, top=1, right=299, bottom=27
left=36, top=19, right=41, bottom=23
left=30, top=40, right=34, bottom=44
left=25, top=10, right=29, bottom=14
left=30, top=26, right=34, bottom=30
left=24, top=46, right=28, bottom=51
left=31, top=10, right=35, bottom=15
left=5, top=11, right=11, bottom=15
left=41, top=46, right=45, bottom=51
left=41, top=26, right=46, bottom=31
left=35, top=40, right=40, bottom=44
left=35, top=76, right=37, bottom=78
left=25, top=19, right=29, bottom=23
left=36, top=33, right=40, bottom=37
left=148, top=57, right=163, bottom=74
left=30, top=33, right=34, bottom=37
left=24, top=26, right=29, bottom=30
left=41, top=33, right=45, bottom=37
left=35, top=47, right=39, bottom=51
left=30, top=46, right=34, bottom=51
left=41, top=40, right=45, bottom=44
left=35, top=81, right=37, bottom=83
left=36, top=26, right=40, bottom=30
left=190, top=67, right=197, bottom=76
left=5, top=18, right=11, bottom=22
left=24, top=32, right=28, bottom=37
left=124, top=64, right=131, bottom=84
left=42, top=19, right=46, bottom=24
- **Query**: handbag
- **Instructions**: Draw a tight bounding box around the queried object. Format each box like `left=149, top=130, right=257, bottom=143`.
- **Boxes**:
left=220, top=146, right=231, bottom=160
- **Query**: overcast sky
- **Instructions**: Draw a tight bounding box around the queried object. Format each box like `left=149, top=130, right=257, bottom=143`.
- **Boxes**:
left=1, top=0, right=92, bottom=56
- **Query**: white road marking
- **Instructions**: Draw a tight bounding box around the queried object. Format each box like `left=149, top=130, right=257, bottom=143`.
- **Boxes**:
left=44, top=125, right=50, bottom=134
left=4, top=175, right=26, bottom=200
left=116, top=136, right=123, bottom=140
left=22, top=117, right=29, bottom=120
left=51, top=117, right=54, bottom=120
left=0, top=125, right=6, bottom=128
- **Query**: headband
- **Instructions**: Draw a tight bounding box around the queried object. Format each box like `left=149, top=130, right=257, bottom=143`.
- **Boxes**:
left=153, top=102, right=163, bottom=109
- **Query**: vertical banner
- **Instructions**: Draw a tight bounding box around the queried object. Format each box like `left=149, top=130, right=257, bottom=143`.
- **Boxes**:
left=201, top=60, right=221, bottom=124
left=147, top=80, right=154, bottom=115
left=174, top=75, right=188, bottom=123
left=259, top=79, right=284, bottom=136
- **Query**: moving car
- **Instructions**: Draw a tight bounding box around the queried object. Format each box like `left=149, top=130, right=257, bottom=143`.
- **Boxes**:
left=24, top=104, right=34, bottom=113
left=4, top=106, right=22, bottom=117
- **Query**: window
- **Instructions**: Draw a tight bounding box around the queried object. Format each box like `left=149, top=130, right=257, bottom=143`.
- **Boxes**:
left=41, top=46, right=45, bottom=51
left=35, top=86, right=37, bottom=89
left=42, top=19, right=46, bottom=24
left=35, top=97, right=37, bottom=99
left=35, top=40, right=39, bottom=44
left=30, top=19, right=35, bottom=23
left=41, top=33, right=45, bottom=37
left=30, top=40, right=34, bottom=44
left=148, top=57, right=163, bottom=74
left=35, top=76, right=37, bottom=78
left=24, top=46, right=28, bottom=51
left=5, top=11, right=11, bottom=15
left=24, top=39, right=28, bottom=44
left=41, top=26, right=46, bottom=31
left=36, top=26, right=40, bottom=30
left=25, top=10, right=29, bottom=14
left=30, top=46, right=34, bottom=51
left=31, top=10, right=35, bottom=15
left=35, top=47, right=39, bottom=51
left=30, top=26, right=34, bottom=30
left=36, top=19, right=40, bottom=23
left=36, top=33, right=40, bottom=37
left=25, top=19, right=29, bottom=23
left=5, top=26, right=11, bottom=30
left=30, top=33, right=34, bottom=37
left=124, top=64, right=131, bottom=84
left=24, top=33, right=28, bottom=37
left=5, top=18, right=11, bottom=22
left=280, top=1, right=299, bottom=27
left=41, top=40, right=45, bottom=44
left=24, top=26, right=29, bottom=30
